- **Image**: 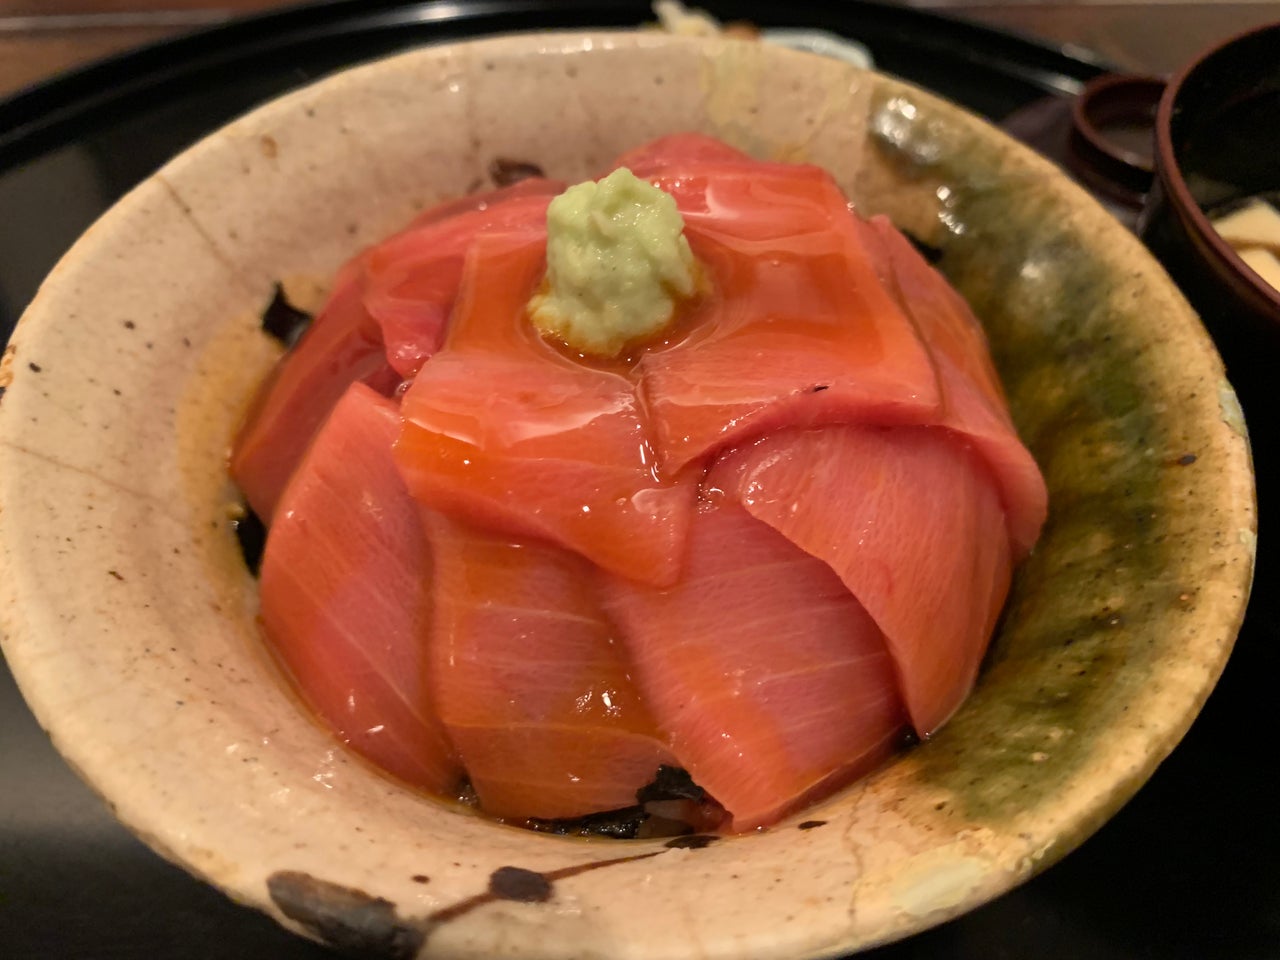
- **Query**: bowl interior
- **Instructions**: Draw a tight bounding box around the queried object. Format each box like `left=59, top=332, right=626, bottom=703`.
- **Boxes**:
left=0, top=32, right=1256, bottom=960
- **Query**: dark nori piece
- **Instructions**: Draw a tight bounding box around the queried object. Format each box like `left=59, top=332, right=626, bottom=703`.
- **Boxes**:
left=488, top=158, right=546, bottom=188
left=524, top=805, right=704, bottom=840
left=260, top=283, right=313, bottom=348
left=526, top=806, right=649, bottom=840
left=231, top=503, right=267, bottom=576
left=903, top=230, right=944, bottom=265
left=663, top=834, right=719, bottom=849
left=518, top=767, right=719, bottom=840
left=635, top=765, right=706, bottom=804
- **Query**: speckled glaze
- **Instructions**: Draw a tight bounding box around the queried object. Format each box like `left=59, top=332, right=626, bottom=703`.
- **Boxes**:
left=0, top=32, right=1255, bottom=960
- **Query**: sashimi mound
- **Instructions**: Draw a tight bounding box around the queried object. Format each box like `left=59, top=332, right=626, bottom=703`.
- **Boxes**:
left=231, top=133, right=1048, bottom=835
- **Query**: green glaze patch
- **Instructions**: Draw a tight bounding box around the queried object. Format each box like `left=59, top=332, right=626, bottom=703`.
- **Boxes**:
left=864, top=83, right=1254, bottom=829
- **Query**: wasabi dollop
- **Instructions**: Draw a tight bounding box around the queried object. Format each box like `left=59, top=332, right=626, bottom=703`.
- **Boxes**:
left=529, top=167, right=698, bottom=357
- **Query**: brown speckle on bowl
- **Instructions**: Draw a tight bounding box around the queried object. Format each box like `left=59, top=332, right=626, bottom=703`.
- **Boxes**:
left=488, top=866, right=553, bottom=904
left=663, top=834, right=719, bottom=849
left=267, top=870, right=424, bottom=960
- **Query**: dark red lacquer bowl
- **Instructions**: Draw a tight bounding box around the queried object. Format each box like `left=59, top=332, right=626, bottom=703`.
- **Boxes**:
left=1140, top=21, right=1280, bottom=393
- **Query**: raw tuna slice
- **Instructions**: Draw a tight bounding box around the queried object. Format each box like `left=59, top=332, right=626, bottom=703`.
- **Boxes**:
left=397, top=231, right=695, bottom=586
left=601, top=501, right=906, bottom=831
left=259, top=382, right=461, bottom=794
left=612, top=132, right=755, bottom=172
left=426, top=515, right=675, bottom=820
left=709, top=426, right=1012, bottom=737
left=231, top=260, right=399, bottom=522
left=365, top=179, right=563, bottom=380
left=633, top=161, right=942, bottom=474
left=230, top=180, right=562, bottom=521
left=868, top=216, right=1047, bottom=555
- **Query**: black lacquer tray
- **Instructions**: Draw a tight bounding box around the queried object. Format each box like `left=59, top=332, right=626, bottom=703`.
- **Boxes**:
left=2, top=3, right=1276, bottom=958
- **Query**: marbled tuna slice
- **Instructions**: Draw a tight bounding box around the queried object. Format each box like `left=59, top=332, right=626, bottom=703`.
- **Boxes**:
left=230, top=180, right=559, bottom=522
left=600, top=501, right=906, bottom=831
left=231, top=259, right=398, bottom=522
left=259, top=382, right=461, bottom=793
left=365, top=178, right=563, bottom=379
left=868, top=215, right=1047, bottom=555
left=633, top=160, right=942, bottom=474
left=709, top=425, right=1012, bottom=737
left=426, top=515, right=675, bottom=820
left=611, top=132, right=757, bottom=173
left=397, top=231, right=694, bottom=586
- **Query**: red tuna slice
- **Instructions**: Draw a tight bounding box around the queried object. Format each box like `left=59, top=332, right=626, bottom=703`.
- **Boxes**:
left=259, top=382, right=462, bottom=794
left=231, top=259, right=400, bottom=523
left=396, top=231, right=695, bottom=586
left=708, top=426, right=1012, bottom=738
left=425, top=515, right=675, bottom=821
left=868, top=216, right=1048, bottom=556
left=612, top=132, right=755, bottom=173
left=364, top=179, right=563, bottom=380
left=862, top=215, right=1008, bottom=410
left=635, top=166, right=942, bottom=474
left=600, top=501, right=907, bottom=831
left=231, top=181, right=561, bottom=521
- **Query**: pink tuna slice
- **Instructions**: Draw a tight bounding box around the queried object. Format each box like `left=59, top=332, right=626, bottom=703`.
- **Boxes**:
left=867, top=215, right=1047, bottom=556
left=600, top=500, right=907, bottom=831
left=230, top=180, right=562, bottom=522
left=396, top=230, right=695, bottom=587
left=708, top=425, right=1013, bottom=737
left=632, top=159, right=943, bottom=476
left=364, top=178, right=564, bottom=379
left=259, top=382, right=461, bottom=793
left=425, top=515, right=676, bottom=821
left=231, top=258, right=399, bottom=523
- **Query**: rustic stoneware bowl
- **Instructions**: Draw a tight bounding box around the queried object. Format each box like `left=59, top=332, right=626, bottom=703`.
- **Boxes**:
left=0, top=31, right=1256, bottom=959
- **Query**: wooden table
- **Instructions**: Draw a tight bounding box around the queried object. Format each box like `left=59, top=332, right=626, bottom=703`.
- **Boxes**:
left=2, top=0, right=1280, bottom=97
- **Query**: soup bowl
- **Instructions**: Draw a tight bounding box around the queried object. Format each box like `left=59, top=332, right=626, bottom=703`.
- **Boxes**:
left=0, top=31, right=1255, bottom=959
left=1140, top=20, right=1280, bottom=533
left=1142, top=19, right=1280, bottom=358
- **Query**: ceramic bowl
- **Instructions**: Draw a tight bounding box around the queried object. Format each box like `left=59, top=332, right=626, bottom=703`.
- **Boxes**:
left=0, top=32, right=1255, bottom=959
